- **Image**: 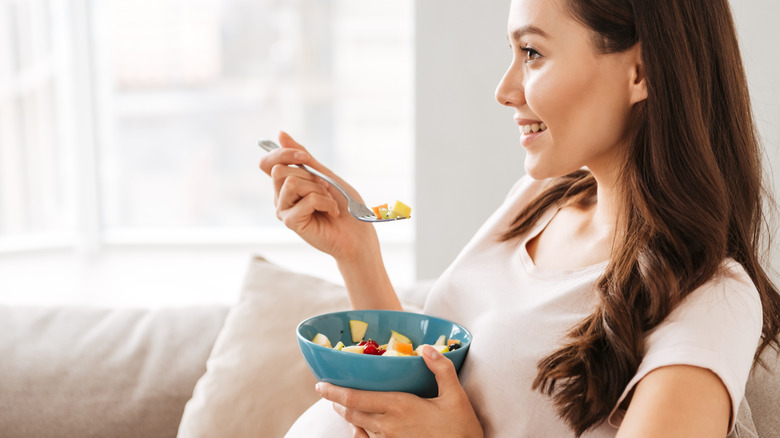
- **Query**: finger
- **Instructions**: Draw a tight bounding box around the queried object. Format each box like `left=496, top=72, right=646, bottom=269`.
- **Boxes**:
left=277, top=132, right=342, bottom=185
left=271, top=167, right=332, bottom=205
left=278, top=192, right=341, bottom=228
left=278, top=130, right=307, bottom=152
left=259, top=147, right=309, bottom=176
left=276, top=176, right=336, bottom=212
left=332, top=403, right=379, bottom=435
left=350, top=424, right=370, bottom=438
left=316, top=382, right=394, bottom=414
left=421, top=345, right=461, bottom=398
left=278, top=131, right=323, bottom=170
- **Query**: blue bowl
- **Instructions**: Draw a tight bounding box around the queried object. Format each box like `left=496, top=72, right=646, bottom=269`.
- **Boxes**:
left=297, top=310, right=472, bottom=398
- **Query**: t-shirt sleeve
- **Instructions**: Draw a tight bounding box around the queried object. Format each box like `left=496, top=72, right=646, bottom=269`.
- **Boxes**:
left=607, top=259, right=763, bottom=432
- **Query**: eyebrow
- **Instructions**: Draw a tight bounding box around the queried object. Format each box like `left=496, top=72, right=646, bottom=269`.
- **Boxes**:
left=509, top=25, right=550, bottom=43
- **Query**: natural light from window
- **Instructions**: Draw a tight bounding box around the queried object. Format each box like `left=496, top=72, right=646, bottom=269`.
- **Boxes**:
left=0, top=0, right=414, bottom=305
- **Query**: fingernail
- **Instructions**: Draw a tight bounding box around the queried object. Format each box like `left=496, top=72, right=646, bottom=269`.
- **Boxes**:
left=423, top=345, right=442, bottom=360
left=315, top=382, right=322, bottom=394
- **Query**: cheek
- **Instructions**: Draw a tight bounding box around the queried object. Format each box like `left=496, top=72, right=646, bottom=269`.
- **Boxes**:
left=527, top=65, right=631, bottom=143
left=525, top=67, right=593, bottom=127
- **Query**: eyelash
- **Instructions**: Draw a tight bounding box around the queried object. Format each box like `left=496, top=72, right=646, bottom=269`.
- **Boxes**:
left=520, top=47, right=542, bottom=63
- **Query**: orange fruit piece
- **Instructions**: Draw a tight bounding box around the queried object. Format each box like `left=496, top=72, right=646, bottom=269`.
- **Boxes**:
left=395, top=342, right=414, bottom=355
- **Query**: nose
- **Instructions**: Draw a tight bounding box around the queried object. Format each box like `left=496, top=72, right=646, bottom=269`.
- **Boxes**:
left=495, top=61, right=525, bottom=108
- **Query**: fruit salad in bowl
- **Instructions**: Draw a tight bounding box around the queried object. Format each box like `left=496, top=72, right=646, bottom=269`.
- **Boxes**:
left=296, top=310, right=472, bottom=398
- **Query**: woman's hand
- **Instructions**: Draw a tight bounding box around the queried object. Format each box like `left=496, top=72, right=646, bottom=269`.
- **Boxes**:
left=316, top=345, right=483, bottom=438
left=259, top=131, right=378, bottom=262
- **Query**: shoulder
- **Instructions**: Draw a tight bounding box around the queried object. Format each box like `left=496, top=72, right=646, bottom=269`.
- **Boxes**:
left=609, top=259, right=763, bottom=430
left=675, top=259, right=762, bottom=326
left=645, top=258, right=762, bottom=363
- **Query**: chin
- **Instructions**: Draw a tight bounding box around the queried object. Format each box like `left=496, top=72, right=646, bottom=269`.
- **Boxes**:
left=524, top=159, right=556, bottom=181
left=524, top=159, right=580, bottom=181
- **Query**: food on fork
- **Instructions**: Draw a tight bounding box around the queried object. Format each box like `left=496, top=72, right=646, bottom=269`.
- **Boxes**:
left=372, top=201, right=412, bottom=220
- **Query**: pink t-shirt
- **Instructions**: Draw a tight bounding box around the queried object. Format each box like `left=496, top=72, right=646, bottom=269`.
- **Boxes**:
left=423, top=176, right=762, bottom=437
left=286, top=176, right=762, bottom=437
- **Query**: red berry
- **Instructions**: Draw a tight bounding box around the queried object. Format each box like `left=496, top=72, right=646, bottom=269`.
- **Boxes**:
left=363, top=344, right=379, bottom=355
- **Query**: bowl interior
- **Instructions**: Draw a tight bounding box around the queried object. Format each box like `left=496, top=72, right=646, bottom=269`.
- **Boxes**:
left=297, top=310, right=471, bottom=349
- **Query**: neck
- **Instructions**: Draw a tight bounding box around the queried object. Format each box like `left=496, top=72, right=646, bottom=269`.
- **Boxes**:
left=588, top=166, right=622, bottom=247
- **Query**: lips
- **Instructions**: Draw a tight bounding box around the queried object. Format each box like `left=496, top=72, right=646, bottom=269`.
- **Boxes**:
left=513, top=117, right=547, bottom=146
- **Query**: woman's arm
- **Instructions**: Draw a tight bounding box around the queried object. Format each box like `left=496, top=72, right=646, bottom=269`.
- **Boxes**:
left=616, top=365, right=731, bottom=438
left=259, top=132, right=401, bottom=310
left=337, top=247, right=402, bottom=311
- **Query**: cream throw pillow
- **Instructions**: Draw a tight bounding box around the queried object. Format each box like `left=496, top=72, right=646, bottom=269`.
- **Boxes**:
left=177, top=255, right=350, bottom=438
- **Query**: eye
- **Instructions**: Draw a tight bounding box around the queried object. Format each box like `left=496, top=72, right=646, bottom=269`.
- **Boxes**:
left=521, top=46, right=542, bottom=63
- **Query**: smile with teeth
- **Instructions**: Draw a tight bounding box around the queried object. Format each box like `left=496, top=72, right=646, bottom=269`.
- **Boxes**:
left=521, top=122, right=547, bottom=134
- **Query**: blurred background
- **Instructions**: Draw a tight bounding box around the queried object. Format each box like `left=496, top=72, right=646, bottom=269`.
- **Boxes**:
left=0, top=0, right=778, bottom=307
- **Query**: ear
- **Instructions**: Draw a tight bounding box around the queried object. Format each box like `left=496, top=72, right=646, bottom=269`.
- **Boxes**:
left=628, top=43, right=648, bottom=104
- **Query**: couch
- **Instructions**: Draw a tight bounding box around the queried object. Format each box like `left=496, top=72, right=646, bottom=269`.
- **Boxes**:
left=0, top=255, right=777, bottom=438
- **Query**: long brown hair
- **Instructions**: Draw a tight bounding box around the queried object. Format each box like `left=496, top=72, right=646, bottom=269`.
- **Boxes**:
left=502, top=0, right=780, bottom=434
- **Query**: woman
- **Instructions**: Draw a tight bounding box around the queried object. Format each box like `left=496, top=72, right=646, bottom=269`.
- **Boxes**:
left=260, top=0, right=780, bottom=436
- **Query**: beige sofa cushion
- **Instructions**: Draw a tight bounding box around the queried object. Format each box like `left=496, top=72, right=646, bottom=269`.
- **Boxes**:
left=745, top=345, right=780, bottom=438
left=0, top=304, right=227, bottom=438
left=177, top=255, right=351, bottom=438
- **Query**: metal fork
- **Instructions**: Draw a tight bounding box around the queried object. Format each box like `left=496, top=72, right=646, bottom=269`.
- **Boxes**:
left=258, top=139, right=408, bottom=223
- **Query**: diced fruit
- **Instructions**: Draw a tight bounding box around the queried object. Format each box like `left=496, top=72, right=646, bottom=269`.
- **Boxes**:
left=350, top=320, right=369, bottom=343
left=358, top=339, right=379, bottom=348
left=395, top=342, right=414, bottom=356
left=372, top=201, right=412, bottom=220
left=341, top=345, right=365, bottom=354
left=372, top=204, right=388, bottom=220
left=390, top=201, right=412, bottom=218
left=415, top=344, right=449, bottom=356
left=390, top=330, right=412, bottom=344
left=321, top=321, right=460, bottom=358
left=363, top=344, right=386, bottom=355
left=312, top=333, right=331, bottom=348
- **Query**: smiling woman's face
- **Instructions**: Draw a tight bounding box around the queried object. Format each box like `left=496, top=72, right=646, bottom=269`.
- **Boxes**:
left=496, top=0, right=645, bottom=182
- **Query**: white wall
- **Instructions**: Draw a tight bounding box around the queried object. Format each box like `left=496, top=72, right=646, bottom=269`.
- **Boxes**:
left=414, top=0, right=780, bottom=281
left=730, top=0, right=780, bottom=279
left=414, top=0, right=523, bottom=279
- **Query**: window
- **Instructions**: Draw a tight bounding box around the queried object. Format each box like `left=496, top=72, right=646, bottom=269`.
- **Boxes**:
left=0, top=0, right=75, bottom=250
left=1, top=0, right=414, bottom=250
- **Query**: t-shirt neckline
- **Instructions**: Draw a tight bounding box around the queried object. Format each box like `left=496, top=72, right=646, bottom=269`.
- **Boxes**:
left=519, top=207, right=609, bottom=279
